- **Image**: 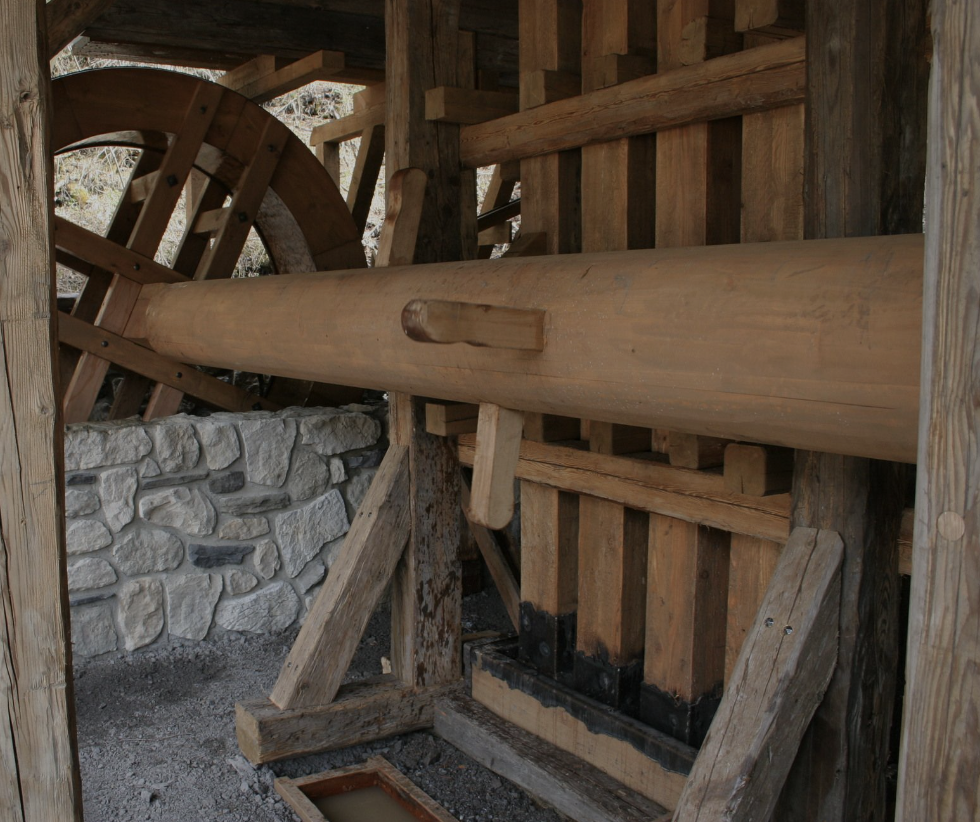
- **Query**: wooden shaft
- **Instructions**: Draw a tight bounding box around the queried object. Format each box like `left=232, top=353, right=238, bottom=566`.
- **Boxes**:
left=141, top=234, right=923, bottom=462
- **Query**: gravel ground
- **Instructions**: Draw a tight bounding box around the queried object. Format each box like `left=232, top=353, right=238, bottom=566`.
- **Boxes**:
left=75, top=589, right=564, bottom=822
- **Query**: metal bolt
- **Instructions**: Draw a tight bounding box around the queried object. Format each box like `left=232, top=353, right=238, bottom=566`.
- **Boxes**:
left=237, top=211, right=249, bottom=223
left=784, top=626, right=793, bottom=635
left=175, top=371, right=183, bottom=379
left=100, top=340, right=108, bottom=348
left=764, top=617, right=774, bottom=627
left=252, top=402, right=263, bottom=411
left=166, top=174, right=179, bottom=187
left=133, top=263, right=140, bottom=271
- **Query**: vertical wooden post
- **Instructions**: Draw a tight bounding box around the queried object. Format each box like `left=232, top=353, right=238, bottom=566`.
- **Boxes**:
left=385, top=0, right=464, bottom=689
left=0, top=0, right=84, bottom=819
left=778, top=0, right=928, bottom=819
left=515, top=0, right=582, bottom=683
left=897, top=2, right=980, bottom=819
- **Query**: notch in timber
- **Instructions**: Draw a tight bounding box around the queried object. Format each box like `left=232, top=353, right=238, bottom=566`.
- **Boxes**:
left=402, top=300, right=545, bottom=351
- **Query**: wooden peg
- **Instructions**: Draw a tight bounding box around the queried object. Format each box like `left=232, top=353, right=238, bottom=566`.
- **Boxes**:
left=375, top=167, right=427, bottom=267
left=468, top=403, right=524, bottom=530
left=402, top=300, right=545, bottom=351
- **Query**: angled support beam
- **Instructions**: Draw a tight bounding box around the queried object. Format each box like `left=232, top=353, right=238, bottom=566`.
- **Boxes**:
left=219, top=50, right=345, bottom=103
left=673, top=527, right=843, bottom=821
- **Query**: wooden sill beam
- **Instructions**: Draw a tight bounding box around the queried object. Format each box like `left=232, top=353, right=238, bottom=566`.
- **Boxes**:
left=460, top=36, right=805, bottom=168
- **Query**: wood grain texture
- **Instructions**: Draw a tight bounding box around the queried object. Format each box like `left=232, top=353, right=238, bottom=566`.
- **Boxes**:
left=724, top=532, right=782, bottom=681
left=461, top=479, right=520, bottom=629
left=897, top=2, right=980, bottom=819
left=462, top=36, right=803, bottom=169
left=520, top=482, right=579, bottom=614
left=0, top=0, right=83, bottom=817
left=46, top=0, right=117, bottom=57
left=674, top=528, right=842, bottom=821
left=468, top=403, right=524, bottom=529
left=270, top=447, right=410, bottom=710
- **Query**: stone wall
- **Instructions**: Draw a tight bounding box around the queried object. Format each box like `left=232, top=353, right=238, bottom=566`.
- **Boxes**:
left=65, top=405, right=386, bottom=657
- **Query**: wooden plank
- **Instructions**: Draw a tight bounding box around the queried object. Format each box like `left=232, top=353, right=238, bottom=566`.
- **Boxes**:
left=734, top=0, right=804, bottom=36
left=402, top=300, right=545, bottom=351
left=667, top=433, right=730, bottom=470
left=375, top=167, right=428, bottom=267
left=226, top=50, right=346, bottom=104
left=673, top=528, right=843, bottom=821
left=0, top=0, right=83, bottom=815
left=346, top=124, right=386, bottom=235
left=461, top=37, right=804, bottom=168
left=460, top=436, right=791, bottom=542
left=310, top=102, right=385, bottom=145
left=724, top=442, right=794, bottom=496
left=425, top=86, right=519, bottom=124
left=218, top=55, right=287, bottom=93
left=724, top=532, right=782, bottom=681
left=461, top=479, right=520, bottom=629
left=270, top=447, right=410, bottom=709
left=425, top=401, right=479, bottom=437
left=46, top=0, right=117, bottom=57
left=897, top=2, right=980, bottom=819
left=58, top=312, right=278, bottom=413
left=435, top=689, right=669, bottom=822
left=472, top=646, right=692, bottom=809
left=468, top=403, right=524, bottom=529
left=236, top=678, right=450, bottom=765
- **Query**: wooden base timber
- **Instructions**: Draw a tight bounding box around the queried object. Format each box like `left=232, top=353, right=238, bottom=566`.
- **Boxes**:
left=435, top=688, right=671, bottom=822
left=236, top=677, right=450, bottom=764
left=471, top=640, right=695, bottom=809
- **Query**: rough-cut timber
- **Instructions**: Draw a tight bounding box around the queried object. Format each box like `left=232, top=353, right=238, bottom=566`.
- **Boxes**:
left=460, top=36, right=804, bottom=168
left=141, top=235, right=923, bottom=462
left=0, top=0, right=83, bottom=817
left=46, top=0, right=117, bottom=57
left=673, top=528, right=843, bottom=821
left=898, top=2, right=980, bottom=819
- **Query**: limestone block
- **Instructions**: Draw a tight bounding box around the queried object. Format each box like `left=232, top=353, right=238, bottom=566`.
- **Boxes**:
left=298, top=411, right=380, bottom=457
left=118, top=578, right=164, bottom=650
left=64, top=421, right=152, bottom=470
left=67, top=519, right=112, bottom=555
left=112, top=529, right=184, bottom=575
left=215, top=582, right=300, bottom=634
left=139, top=488, right=216, bottom=536
left=226, top=569, right=258, bottom=595
left=196, top=420, right=241, bottom=470
left=346, top=450, right=384, bottom=469
left=287, top=449, right=330, bottom=502
left=188, top=543, right=253, bottom=568
left=253, top=540, right=280, bottom=579
left=240, top=418, right=295, bottom=487
left=214, top=491, right=289, bottom=515
left=65, top=489, right=99, bottom=518
left=218, top=516, right=269, bottom=540
left=329, top=457, right=347, bottom=484
left=68, top=557, right=117, bottom=591
left=139, top=458, right=161, bottom=478
left=295, top=558, right=325, bottom=594
left=100, top=466, right=138, bottom=532
left=346, top=468, right=377, bottom=511
left=208, top=471, right=245, bottom=494
left=151, top=419, right=201, bottom=472
left=166, top=574, right=222, bottom=641
left=71, top=603, right=118, bottom=657
left=275, top=490, right=350, bottom=577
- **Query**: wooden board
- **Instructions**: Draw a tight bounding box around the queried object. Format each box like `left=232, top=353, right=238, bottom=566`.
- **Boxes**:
left=0, top=0, right=83, bottom=816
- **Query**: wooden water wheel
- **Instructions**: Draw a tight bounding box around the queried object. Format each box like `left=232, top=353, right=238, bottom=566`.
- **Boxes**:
left=52, top=68, right=366, bottom=423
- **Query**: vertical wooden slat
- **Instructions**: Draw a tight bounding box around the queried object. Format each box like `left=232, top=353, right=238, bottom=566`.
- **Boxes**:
left=897, top=2, right=980, bottom=819
left=0, top=0, right=83, bottom=818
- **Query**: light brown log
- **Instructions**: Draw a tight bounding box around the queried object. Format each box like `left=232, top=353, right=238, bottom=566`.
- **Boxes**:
left=460, top=36, right=804, bottom=168
left=898, top=1, right=980, bottom=819
left=673, top=528, right=842, bottom=821
left=0, top=0, right=83, bottom=815
left=142, top=235, right=923, bottom=462
left=402, top=300, right=545, bottom=351
left=468, top=403, right=525, bottom=529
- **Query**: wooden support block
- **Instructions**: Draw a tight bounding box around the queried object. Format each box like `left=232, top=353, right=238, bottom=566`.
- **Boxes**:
left=227, top=50, right=346, bottom=104
left=468, top=403, right=525, bottom=530
left=310, top=102, right=386, bottom=146
left=402, top=300, right=546, bottom=352
left=218, top=55, right=287, bottom=92
left=520, top=69, right=582, bottom=109
left=471, top=640, right=694, bottom=809
left=590, top=423, right=655, bottom=455
left=425, top=86, right=519, bottom=124
left=435, top=689, right=669, bottom=822
left=353, top=82, right=385, bottom=111
left=668, top=433, right=731, bottom=470
left=375, top=167, right=427, bottom=267
left=734, top=0, right=804, bottom=36
left=674, top=528, right=842, bottom=821
left=501, top=231, right=547, bottom=257
left=237, top=678, right=450, bottom=765
left=461, top=479, right=520, bottom=629
left=128, top=170, right=158, bottom=203
left=724, top=442, right=794, bottom=496
left=523, top=413, right=580, bottom=442
left=425, top=401, right=479, bottom=437
left=270, top=447, right=411, bottom=710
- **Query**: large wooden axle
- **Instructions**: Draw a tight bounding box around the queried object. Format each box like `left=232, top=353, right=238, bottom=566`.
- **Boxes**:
left=140, top=234, right=923, bottom=462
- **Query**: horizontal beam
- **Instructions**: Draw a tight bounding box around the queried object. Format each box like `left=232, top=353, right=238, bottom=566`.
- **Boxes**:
left=138, top=234, right=922, bottom=462
left=221, top=50, right=347, bottom=103
left=310, top=102, right=385, bottom=145
left=460, top=36, right=805, bottom=168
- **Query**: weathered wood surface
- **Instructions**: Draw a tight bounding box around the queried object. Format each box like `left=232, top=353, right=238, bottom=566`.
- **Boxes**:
left=140, top=235, right=924, bottom=463
left=461, top=36, right=804, bottom=168
left=898, top=2, right=980, bottom=819
left=425, top=86, right=519, bottom=124
left=221, top=50, right=346, bottom=103
left=47, top=0, right=117, bottom=57
left=402, top=300, right=545, bottom=351
left=468, top=403, right=524, bottom=529
left=435, top=689, right=669, bottom=822
left=270, top=447, right=410, bottom=710
left=461, top=479, right=520, bottom=629
left=0, top=0, right=83, bottom=817
left=674, top=528, right=843, bottom=821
